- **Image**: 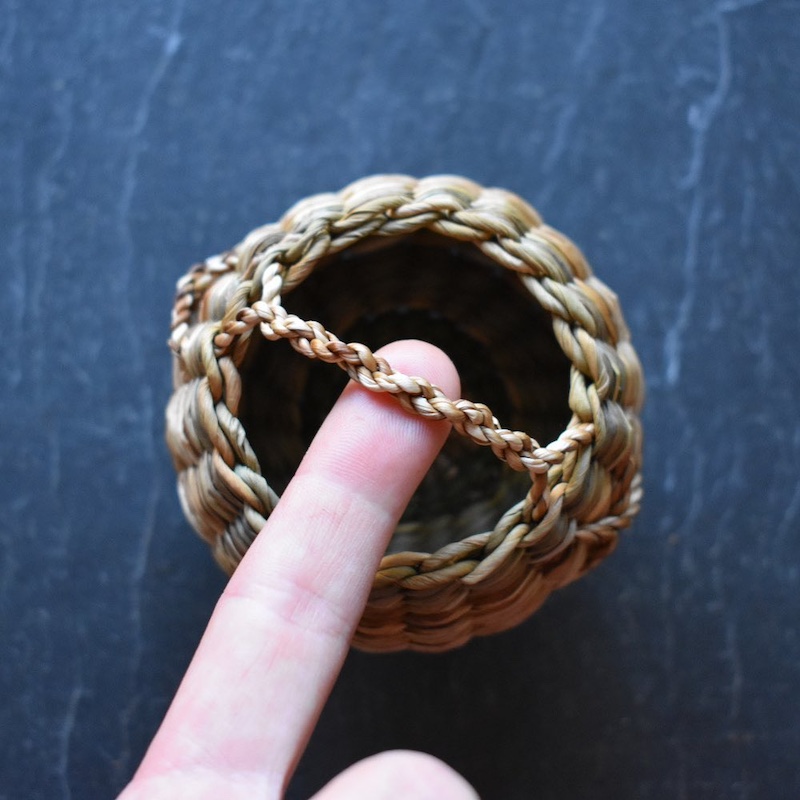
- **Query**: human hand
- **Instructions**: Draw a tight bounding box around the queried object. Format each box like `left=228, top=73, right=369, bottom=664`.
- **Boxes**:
left=119, top=340, right=478, bottom=799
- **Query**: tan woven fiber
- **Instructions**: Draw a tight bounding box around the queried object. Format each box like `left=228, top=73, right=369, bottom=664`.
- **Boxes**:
left=166, top=174, right=644, bottom=653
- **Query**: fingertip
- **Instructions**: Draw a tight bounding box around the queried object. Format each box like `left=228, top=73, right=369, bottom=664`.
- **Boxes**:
left=374, top=338, right=461, bottom=401
left=298, top=338, right=461, bottom=511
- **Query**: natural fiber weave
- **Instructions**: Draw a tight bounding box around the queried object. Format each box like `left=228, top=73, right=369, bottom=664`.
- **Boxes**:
left=166, top=174, right=644, bottom=653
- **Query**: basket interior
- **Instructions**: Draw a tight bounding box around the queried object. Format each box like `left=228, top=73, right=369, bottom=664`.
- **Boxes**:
left=238, top=232, right=572, bottom=553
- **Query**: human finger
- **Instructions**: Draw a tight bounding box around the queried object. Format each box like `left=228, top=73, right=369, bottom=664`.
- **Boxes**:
left=129, top=340, right=460, bottom=796
left=311, top=750, right=478, bottom=800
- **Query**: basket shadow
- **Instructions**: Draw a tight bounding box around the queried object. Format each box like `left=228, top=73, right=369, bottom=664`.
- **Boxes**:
left=292, top=571, right=647, bottom=800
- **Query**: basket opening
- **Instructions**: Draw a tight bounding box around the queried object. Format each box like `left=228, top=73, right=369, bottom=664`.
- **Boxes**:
left=238, top=232, right=572, bottom=553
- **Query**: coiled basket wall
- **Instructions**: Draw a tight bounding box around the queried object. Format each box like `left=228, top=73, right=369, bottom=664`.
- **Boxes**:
left=166, top=174, right=644, bottom=653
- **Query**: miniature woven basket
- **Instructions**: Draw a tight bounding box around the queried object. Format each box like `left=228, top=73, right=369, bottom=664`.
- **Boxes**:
left=166, top=174, right=644, bottom=653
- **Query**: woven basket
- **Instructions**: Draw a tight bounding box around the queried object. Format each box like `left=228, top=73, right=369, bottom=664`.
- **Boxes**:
left=166, top=174, right=644, bottom=653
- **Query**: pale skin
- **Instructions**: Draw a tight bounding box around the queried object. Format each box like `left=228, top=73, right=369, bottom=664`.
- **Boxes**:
left=119, top=340, right=478, bottom=800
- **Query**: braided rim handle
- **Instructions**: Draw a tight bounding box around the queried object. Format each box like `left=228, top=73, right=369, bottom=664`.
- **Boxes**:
left=214, top=292, right=595, bottom=479
left=213, top=284, right=595, bottom=527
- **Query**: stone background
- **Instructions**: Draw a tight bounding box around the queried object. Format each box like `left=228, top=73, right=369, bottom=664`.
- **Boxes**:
left=2, top=1, right=799, bottom=797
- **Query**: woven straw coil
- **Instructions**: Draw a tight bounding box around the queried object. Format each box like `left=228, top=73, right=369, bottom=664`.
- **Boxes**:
left=166, top=174, right=644, bottom=653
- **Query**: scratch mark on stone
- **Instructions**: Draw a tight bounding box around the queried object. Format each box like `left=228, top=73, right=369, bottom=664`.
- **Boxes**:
left=660, top=532, right=677, bottom=705
left=119, top=22, right=183, bottom=217
left=542, top=3, right=605, bottom=177
left=725, top=616, right=743, bottom=723
left=0, top=528, right=17, bottom=616
left=776, top=479, right=800, bottom=545
left=30, top=84, right=74, bottom=400
left=665, top=8, right=732, bottom=385
left=3, top=135, right=25, bottom=388
left=661, top=428, right=704, bottom=717
left=56, top=673, right=84, bottom=800
left=672, top=734, right=689, bottom=800
left=116, top=473, right=160, bottom=784
left=710, top=550, right=745, bottom=726
left=115, top=381, right=160, bottom=783
left=573, top=1, right=606, bottom=66
left=740, top=158, right=755, bottom=249
left=48, top=424, right=62, bottom=494
left=681, top=435, right=705, bottom=532
left=116, top=0, right=185, bottom=374
left=755, top=311, right=774, bottom=385
left=708, top=435, right=746, bottom=728
left=718, top=0, right=766, bottom=12
left=0, top=0, right=18, bottom=69
left=543, top=100, right=579, bottom=172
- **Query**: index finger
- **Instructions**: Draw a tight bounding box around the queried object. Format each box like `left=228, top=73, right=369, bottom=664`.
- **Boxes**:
left=133, top=340, right=460, bottom=794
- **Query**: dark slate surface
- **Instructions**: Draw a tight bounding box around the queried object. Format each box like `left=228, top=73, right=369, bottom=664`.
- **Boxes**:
left=2, top=1, right=799, bottom=798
